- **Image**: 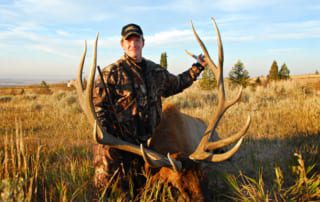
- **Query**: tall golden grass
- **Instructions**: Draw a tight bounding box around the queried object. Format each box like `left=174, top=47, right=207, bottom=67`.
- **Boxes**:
left=0, top=76, right=319, bottom=201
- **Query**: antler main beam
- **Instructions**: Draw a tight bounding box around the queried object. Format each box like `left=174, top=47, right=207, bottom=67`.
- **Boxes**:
left=187, top=17, right=251, bottom=162
left=71, top=33, right=181, bottom=171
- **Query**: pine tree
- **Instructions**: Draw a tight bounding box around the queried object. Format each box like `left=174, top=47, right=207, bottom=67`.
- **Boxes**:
left=228, top=60, right=250, bottom=87
left=160, top=52, right=168, bottom=69
left=39, top=80, right=52, bottom=94
left=199, top=66, right=217, bottom=90
left=40, top=80, right=49, bottom=88
left=279, top=63, right=290, bottom=80
left=255, top=76, right=262, bottom=85
left=268, top=60, right=279, bottom=81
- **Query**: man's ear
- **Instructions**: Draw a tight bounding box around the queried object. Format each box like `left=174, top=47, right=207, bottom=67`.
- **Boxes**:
left=120, top=39, right=124, bottom=48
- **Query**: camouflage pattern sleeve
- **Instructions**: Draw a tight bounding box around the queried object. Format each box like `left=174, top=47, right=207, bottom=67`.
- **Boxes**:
left=161, top=63, right=204, bottom=97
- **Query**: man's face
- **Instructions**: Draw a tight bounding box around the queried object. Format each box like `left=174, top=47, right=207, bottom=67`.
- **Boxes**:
left=121, top=35, right=144, bottom=62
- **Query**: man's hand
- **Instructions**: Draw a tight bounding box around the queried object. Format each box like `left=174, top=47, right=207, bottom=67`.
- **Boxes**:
left=196, top=54, right=207, bottom=68
left=185, top=50, right=207, bottom=69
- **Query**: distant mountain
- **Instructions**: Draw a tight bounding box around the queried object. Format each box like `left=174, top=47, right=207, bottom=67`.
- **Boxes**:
left=0, top=75, right=72, bottom=87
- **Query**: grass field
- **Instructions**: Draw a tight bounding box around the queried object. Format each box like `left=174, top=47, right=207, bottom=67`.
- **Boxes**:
left=0, top=75, right=319, bottom=201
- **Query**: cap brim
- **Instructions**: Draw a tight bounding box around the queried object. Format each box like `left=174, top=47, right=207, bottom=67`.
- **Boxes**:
left=123, top=32, right=142, bottom=39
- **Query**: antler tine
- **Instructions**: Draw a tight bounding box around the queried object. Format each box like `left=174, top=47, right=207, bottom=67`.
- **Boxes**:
left=205, top=116, right=251, bottom=151
left=208, top=137, right=244, bottom=162
left=69, top=40, right=87, bottom=108
left=190, top=21, right=217, bottom=76
left=83, top=33, right=99, bottom=126
left=77, top=40, right=87, bottom=91
left=189, top=18, right=251, bottom=163
left=205, top=87, right=243, bottom=142
left=185, top=50, right=198, bottom=60
left=76, top=34, right=181, bottom=171
left=205, top=17, right=227, bottom=140
left=190, top=136, right=244, bottom=161
left=167, top=153, right=179, bottom=172
left=211, top=17, right=224, bottom=81
left=140, top=145, right=182, bottom=171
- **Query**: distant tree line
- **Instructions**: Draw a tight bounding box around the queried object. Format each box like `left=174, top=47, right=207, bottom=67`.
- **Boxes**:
left=203, top=59, right=292, bottom=89
left=199, top=59, right=250, bottom=89
left=268, top=60, right=290, bottom=81
left=159, top=52, right=296, bottom=90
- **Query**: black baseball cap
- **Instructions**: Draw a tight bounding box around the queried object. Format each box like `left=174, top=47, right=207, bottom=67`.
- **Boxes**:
left=121, top=23, right=143, bottom=39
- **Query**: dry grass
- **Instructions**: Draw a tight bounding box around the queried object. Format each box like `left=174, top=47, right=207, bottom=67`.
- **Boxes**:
left=0, top=76, right=319, bottom=201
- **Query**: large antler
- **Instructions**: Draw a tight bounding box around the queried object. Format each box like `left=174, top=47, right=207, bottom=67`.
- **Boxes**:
left=70, top=33, right=181, bottom=171
left=187, top=17, right=251, bottom=162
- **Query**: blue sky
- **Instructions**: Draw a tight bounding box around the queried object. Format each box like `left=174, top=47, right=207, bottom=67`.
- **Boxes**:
left=0, top=0, right=319, bottom=81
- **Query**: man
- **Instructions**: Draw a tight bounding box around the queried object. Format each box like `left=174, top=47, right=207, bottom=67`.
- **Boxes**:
left=92, top=23, right=206, bottom=189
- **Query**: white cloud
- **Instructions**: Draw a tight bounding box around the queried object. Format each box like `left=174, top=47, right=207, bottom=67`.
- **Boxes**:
left=217, top=15, right=258, bottom=25
left=146, top=29, right=193, bottom=47
left=260, top=20, right=320, bottom=40
left=56, top=30, right=71, bottom=37
left=0, top=6, right=19, bottom=19
left=266, top=48, right=300, bottom=54
left=32, top=44, right=76, bottom=59
left=0, top=0, right=319, bottom=78
left=0, top=24, right=41, bottom=41
left=215, top=0, right=277, bottom=11
left=9, top=0, right=115, bottom=24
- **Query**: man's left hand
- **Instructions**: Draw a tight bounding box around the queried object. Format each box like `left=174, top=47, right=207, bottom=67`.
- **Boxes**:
left=197, top=54, right=207, bottom=68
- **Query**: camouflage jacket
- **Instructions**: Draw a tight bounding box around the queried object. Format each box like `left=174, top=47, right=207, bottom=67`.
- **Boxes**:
left=93, top=54, right=203, bottom=145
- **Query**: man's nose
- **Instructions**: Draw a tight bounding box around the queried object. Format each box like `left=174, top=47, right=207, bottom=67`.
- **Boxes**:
left=130, top=40, right=139, bottom=45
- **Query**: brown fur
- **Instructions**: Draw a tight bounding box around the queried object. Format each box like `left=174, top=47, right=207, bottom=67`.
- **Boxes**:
left=147, top=154, right=209, bottom=201
left=147, top=102, right=211, bottom=201
left=150, top=102, right=206, bottom=154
